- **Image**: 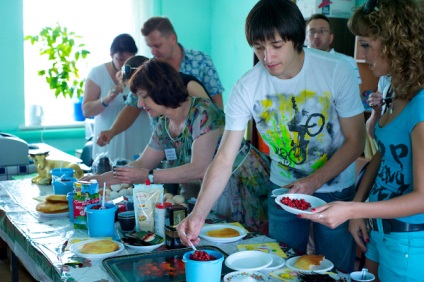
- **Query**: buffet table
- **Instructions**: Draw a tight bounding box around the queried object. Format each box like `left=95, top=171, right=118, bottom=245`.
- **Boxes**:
left=0, top=179, right=350, bottom=282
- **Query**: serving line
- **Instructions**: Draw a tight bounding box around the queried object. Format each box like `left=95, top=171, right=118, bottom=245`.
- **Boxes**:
left=0, top=179, right=353, bottom=282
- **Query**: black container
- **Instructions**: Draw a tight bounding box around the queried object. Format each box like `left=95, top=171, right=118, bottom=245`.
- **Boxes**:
left=165, top=205, right=188, bottom=229
left=95, top=156, right=112, bottom=174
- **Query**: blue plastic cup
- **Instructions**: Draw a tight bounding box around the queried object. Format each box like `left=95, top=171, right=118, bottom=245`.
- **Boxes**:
left=85, top=203, right=117, bottom=237
left=182, top=250, right=224, bottom=282
left=67, top=192, right=75, bottom=222
left=50, top=168, right=75, bottom=180
left=53, top=177, right=76, bottom=195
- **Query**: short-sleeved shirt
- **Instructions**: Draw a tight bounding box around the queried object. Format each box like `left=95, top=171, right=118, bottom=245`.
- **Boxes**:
left=225, top=48, right=364, bottom=192
left=149, top=97, right=225, bottom=167
left=330, top=49, right=362, bottom=85
left=372, top=90, right=424, bottom=224
left=179, top=44, right=224, bottom=97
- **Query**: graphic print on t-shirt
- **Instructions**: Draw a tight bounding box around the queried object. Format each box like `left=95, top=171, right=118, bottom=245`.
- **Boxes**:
left=254, top=89, right=339, bottom=181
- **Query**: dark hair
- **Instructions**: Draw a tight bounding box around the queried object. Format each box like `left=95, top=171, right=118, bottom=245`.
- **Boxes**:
left=122, top=55, right=149, bottom=81
left=141, top=17, right=177, bottom=38
left=245, top=0, right=305, bottom=53
left=129, top=59, right=188, bottom=108
left=305, top=14, right=333, bottom=33
left=110, top=33, right=138, bottom=55
left=348, top=0, right=424, bottom=100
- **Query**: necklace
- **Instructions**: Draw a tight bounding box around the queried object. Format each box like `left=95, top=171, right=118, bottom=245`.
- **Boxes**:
left=111, top=61, right=119, bottom=72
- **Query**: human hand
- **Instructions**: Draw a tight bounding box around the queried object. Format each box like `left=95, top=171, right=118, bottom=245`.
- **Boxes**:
left=349, top=218, right=369, bottom=253
left=176, top=212, right=206, bottom=247
left=113, top=166, right=148, bottom=184
left=104, top=85, right=124, bottom=104
left=97, top=130, right=115, bottom=146
left=367, top=90, right=383, bottom=111
left=299, top=201, right=352, bottom=229
left=284, top=175, right=320, bottom=195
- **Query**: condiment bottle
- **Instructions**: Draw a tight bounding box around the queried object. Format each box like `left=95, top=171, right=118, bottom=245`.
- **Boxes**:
left=154, top=202, right=172, bottom=238
left=165, top=204, right=188, bottom=249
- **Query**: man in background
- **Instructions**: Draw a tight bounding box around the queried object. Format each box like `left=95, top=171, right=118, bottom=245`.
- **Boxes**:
left=305, top=13, right=362, bottom=87
left=142, top=17, right=224, bottom=108
left=96, top=17, right=225, bottom=148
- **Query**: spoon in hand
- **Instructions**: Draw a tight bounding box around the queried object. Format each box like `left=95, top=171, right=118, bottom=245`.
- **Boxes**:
left=183, top=231, right=197, bottom=251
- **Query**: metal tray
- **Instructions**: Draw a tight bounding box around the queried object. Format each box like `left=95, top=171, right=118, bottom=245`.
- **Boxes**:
left=102, top=245, right=232, bottom=282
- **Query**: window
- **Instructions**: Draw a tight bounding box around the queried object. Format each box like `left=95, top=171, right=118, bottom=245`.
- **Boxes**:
left=23, top=0, right=142, bottom=126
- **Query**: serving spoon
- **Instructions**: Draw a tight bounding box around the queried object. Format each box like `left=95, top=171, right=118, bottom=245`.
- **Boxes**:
left=183, top=231, right=197, bottom=251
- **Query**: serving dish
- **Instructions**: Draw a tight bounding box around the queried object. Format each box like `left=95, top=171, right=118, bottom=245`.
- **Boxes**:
left=102, top=245, right=231, bottom=282
left=37, top=211, right=69, bottom=218
left=199, top=224, right=247, bottom=243
left=285, top=256, right=334, bottom=274
left=263, top=254, right=286, bottom=271
left=70, top=239, right=124, bottom=260
left=275, top=194, right=326, bottom=215
left=123, top=241, right=165, bottom=252
left=223, top=271, right=269, bottom=281
left=225, top=250, right=273, bottom=271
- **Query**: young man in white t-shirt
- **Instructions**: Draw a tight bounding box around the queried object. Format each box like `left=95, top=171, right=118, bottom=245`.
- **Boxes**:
left=178, top=0, right=365, bottom=273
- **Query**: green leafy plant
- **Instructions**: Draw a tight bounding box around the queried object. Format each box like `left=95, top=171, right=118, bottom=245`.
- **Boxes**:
left=25, top=23, right=90, bottom=98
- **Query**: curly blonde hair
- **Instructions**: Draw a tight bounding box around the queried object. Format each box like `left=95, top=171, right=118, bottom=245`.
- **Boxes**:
left=348, top=0, right=424, bottom=100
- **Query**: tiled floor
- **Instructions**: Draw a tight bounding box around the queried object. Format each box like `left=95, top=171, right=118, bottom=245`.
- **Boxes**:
left=0, top=248, right=36, bottom=282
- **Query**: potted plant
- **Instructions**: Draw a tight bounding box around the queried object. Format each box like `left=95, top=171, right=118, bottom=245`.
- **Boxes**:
left=25, top=23, right=90, bottom=120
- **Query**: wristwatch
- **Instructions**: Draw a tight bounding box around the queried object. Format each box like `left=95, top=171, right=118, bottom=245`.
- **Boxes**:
left=148, top=170, right=154, bottom=183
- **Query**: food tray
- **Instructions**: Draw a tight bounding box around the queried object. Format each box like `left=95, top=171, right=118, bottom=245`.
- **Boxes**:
left=103, top=245, right=232, bottom=282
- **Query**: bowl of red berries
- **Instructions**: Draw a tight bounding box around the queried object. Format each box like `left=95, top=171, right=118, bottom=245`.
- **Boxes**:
left=182, top=250, right=224, bottom=282
left=275, top=194, right=326, bottom=215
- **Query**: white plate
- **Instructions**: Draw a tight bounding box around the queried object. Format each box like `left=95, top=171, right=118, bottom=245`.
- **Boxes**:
left=123, top=241, right=164, bottom=252
left=225, top=251, right=273, bottom=271
left=285, top=256, right=334, bottom=274
left=37, top=211, right=69, bottom=218
left=199, top=224, right=247, bottom=243
left=70, top=239, right=124, bottom=260
left=275, top=194, right=326, bottom=215
left=223, top=271, right=269, bottom=282
left=264, top=254, right=286, bottom=271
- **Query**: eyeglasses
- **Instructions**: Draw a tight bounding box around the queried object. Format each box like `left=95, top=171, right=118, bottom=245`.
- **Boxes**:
left=363, top=0, right=379, bottom=14
left=122, top=64, right=138, bottom=80
left=307, top=29, right=330, bottom=36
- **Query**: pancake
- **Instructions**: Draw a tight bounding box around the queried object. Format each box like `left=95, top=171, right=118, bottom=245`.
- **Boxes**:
left=36, top=201, right=68, bottom=213
left=294, top=254, right=325, bottom=270
left=206, top=228, right=240, bottom=238
left=80, top=240, right=119, bottom=254
left=46, top=194, right=68, bottom=203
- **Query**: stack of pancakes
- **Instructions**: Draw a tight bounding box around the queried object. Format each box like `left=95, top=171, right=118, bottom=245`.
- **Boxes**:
left=36, top=194, right=69, bottom=213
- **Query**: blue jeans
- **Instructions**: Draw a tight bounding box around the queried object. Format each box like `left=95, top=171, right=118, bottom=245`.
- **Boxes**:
left=268, top=182, right=356, bottom=273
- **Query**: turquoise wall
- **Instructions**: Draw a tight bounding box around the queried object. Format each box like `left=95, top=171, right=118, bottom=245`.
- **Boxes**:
left=0, top=0, right=365, bottom=155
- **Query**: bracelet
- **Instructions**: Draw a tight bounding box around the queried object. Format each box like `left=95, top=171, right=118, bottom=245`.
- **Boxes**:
left=101, top=97, right=108, bottom=107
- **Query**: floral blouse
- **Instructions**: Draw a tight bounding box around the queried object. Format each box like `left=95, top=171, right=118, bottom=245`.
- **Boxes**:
left=149, top=97, right=224, bottom=166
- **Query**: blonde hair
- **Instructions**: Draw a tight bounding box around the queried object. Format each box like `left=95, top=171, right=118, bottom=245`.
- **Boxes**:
left=349, top=0, right=424, bottom=100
